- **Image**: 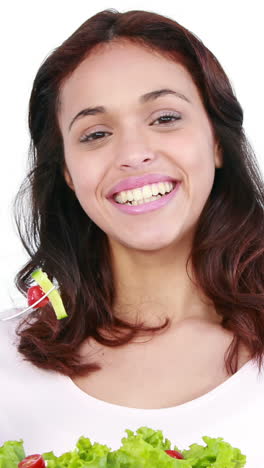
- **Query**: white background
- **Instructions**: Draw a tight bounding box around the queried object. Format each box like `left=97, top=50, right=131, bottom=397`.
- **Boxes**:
left=0, top=0, right=263, bottom=310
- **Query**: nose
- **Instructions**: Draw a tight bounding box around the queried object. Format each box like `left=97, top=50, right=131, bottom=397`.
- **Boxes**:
left=113, top=127, right=157, bottom=170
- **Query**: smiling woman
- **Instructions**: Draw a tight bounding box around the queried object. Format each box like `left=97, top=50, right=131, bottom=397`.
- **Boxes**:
left=59, top=41, right=222, bottom=249
left=0, top=7, right=264, bottom=466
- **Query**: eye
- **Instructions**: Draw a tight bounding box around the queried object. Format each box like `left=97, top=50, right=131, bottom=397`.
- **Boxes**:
left=151, top=111, right=182, bottom=126
left=79, top=130, right=112, bottom=144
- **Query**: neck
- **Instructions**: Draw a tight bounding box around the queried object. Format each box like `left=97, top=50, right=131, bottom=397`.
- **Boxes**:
left=108, top=237, right=222, bottom=329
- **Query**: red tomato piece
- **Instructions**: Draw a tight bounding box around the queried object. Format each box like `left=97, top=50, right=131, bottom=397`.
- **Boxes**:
left=165, top=449, right=184, bottom=459
left=27, top=285, right=50, bottom=308
left=18, top=454, right=45, bottom=468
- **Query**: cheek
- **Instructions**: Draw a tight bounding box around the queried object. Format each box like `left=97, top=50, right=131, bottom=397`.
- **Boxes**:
left=65, top=153, right=102, bottom=197
left=73, top=176, right=98, bottom=221
left=188, top=152, right=216, bottom=215
left=179, top=128, right=216, bottom=178
left=174, top=129, right=216, bottom=208
left=68, top=163, right=110, bottom=224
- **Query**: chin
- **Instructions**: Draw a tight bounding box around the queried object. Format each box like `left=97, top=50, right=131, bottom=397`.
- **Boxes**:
left=117, top=231, right=185, bottom=252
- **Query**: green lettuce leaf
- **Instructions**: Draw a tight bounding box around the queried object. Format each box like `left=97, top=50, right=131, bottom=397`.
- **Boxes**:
left=43, top=436, right=111, bottom=468
left=0, top=441, right=25, bottom=468
left=107, top=427, right=191, bottom=467
left=180, top=435, right=247, bottom=467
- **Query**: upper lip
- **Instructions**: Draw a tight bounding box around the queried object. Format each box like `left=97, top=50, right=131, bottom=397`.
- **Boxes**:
left=106, top=174, right=179, bottom=198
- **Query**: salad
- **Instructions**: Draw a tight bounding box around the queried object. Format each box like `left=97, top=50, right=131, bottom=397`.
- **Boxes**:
left=0, top=426, right=247, bottom=467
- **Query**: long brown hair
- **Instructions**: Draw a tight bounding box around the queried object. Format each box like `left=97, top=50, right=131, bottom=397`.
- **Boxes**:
left=14, top=8, right=264, bottom=377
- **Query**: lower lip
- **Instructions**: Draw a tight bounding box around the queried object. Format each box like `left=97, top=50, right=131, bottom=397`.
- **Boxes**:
left=108, top=182, right=181, bottom=215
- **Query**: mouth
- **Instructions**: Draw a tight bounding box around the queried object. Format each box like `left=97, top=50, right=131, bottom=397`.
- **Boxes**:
left=111, top=180, right=178, bottom=206
left=108, top=180, right=181, bottom=215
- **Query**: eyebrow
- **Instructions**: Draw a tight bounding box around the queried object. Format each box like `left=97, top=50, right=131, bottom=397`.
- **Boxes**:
left=68, top=88, right=191, bottom=132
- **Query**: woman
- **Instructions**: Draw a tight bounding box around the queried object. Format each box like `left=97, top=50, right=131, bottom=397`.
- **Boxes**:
left=0, top=8, right=263, bottom=466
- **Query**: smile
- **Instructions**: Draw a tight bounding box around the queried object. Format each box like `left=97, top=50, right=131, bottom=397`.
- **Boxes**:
left=109, top=181, right=181, bottom=215
left=114, top=181, right=176, bottom=205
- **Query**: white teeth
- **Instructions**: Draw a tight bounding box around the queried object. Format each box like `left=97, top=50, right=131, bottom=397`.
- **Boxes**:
left=158, top=182, right=166, bottom=195
left=120, top=191, right=127, bottom=203
left=129, top=195, right=162, bottom=206
left=127, top=190, right=134, bottom=201
left=114, top=181, right=175, bottom=204
left=132, top=188, right=143, bottom=201
left=164, top=181, right=171, bottom=192
left=142, top=185, right=152, bottom=199
left=151, top=184, right=159, bottom=196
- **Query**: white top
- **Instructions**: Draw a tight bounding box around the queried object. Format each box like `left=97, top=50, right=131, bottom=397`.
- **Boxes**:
left=0, top=318, right=263, bottom=467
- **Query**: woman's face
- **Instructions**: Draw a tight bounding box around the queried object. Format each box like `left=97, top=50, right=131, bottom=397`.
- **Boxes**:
left=58, top=40, right=222, bottom=251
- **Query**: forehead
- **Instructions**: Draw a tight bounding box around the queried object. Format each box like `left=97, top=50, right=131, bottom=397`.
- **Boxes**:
left=58, top=40, right=202, bottom=121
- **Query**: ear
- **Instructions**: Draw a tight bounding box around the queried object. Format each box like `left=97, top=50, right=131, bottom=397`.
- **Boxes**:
left=64, top=166, right=75, bottom=191
left=214, top=141, right=223, bottom=168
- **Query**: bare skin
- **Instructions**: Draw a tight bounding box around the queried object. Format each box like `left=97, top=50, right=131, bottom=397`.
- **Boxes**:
left=72, top=319, right=251, bottom=409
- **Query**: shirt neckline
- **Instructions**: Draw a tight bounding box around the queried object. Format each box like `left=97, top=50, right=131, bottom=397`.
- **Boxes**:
left=64, top=357, right=256, bottom=414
